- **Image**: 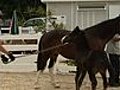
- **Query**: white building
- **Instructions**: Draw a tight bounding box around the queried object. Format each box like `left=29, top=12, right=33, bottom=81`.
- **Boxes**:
left=42, top=0, right=120, bottom=30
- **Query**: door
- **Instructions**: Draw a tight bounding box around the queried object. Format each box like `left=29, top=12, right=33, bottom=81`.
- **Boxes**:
left=109, top=4, right=120, bottom=19
left=76, top=4, right=108, bottom=29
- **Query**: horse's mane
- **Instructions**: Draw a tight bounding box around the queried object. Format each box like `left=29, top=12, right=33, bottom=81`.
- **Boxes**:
left=85, top=17, right=117, bottom=31
left=44, top=29, right=70, bottom=41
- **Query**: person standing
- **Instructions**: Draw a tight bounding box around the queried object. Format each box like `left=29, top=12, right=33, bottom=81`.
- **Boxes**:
left=107, top=34, right=120, bottom=86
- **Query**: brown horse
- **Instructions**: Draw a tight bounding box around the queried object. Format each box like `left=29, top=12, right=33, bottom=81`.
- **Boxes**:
left=35, top=30, right=76, bottom=88
left=62, top=26, right=115, bottom=90
left=35, top=15, right=120, bottom=88
left=37, top=30, right=76, bottom=71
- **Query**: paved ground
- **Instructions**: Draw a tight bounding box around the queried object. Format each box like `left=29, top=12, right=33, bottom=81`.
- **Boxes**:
left=0, top=54, right=75, bottom=72
left=0, top=72, right=120, bottom=90
left=0, top=54, right=37, bottom=72
left=0, top=54, right=120, bottom=90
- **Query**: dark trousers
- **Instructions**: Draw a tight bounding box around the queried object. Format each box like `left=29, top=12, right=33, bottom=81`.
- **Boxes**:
left=109, top=54, right=120, bottom=83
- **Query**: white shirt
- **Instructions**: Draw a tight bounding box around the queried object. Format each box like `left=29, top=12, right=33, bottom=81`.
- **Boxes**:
left=106, top=34, right=120, bottom=55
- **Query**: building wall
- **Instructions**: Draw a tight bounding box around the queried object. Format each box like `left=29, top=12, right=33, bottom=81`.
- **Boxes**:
left=46, top=2, right=76, bottom=30
left=108, top=2, right=120, bottom=18
left=46, top=1, right=120, bottom=30
left=75, top=1, right=108, bottom=29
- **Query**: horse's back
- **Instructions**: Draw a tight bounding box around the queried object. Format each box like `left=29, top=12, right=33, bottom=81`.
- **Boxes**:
left=40, top=30, right=70, bottom=48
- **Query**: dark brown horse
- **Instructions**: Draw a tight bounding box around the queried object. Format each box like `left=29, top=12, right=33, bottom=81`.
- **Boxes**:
left=35, top=30, right=77, bottom=88
left=35, top=15, right=120, bottom=88
left=62, top=26, right=115, bottom=90
left=37, top=30, right=76, bottom=71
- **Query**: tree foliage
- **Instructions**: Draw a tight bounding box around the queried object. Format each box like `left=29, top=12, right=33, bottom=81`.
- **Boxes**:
left=0, top=0, right=46, bottom=25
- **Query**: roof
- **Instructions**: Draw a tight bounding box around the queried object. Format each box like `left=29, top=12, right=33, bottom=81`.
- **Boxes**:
left=41, top=0, right=120, bottom=3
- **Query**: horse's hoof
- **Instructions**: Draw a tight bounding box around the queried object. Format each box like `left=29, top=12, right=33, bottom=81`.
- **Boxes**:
left=1, top=55, right=9, bottom=64
left=34, top=81, right=42, bottom=89
left=34, top=84, right=41, bottom=89
left=54, top=83, right=60, bottom=88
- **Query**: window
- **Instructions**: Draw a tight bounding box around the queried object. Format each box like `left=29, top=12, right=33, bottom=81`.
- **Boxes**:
left=77, top=5, right=106, bottom=11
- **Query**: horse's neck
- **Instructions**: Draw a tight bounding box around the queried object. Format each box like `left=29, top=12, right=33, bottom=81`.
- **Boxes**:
left=85, top=17, right=118, bottom=41
left=85, top=27, right=116, bottom=51
left=83, top=17, right=120, bottom=51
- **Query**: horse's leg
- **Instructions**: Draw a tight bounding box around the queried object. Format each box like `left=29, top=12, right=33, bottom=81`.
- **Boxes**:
left=34, top=52, right=50, bottom=89
left=75, top=67, right=82, bottom=86
left=34, top=70, right=44, bottom=89
left=49, top=54, right=60, bottom=88
left=100, top=71, right=108, bottom=90
left=88, top=70, right=97, bottom=90
left=76, top=67, right=87, bottom=90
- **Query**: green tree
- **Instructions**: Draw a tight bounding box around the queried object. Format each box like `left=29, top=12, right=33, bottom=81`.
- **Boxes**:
left=0, top=0, right=46, bottom=25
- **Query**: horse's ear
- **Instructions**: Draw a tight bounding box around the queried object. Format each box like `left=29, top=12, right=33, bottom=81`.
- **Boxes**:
left=74, top=26, right=80, bottom=33
left=116, top=14, right=120, bottom=18
left=75, top=26, right=80, bottom=30
left=115, top=14, right=120, bottom=21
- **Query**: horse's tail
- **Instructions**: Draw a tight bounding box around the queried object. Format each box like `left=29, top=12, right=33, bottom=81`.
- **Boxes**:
left=37, top=33, right=45, bottom=71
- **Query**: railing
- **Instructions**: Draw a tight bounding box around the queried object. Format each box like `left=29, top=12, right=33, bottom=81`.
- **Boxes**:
left=0, top=33, right=42, bottom=53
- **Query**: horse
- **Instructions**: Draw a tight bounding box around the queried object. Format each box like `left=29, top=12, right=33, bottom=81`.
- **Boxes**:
left=62, top=26, right=115, bottom=90
left=35, top=30, right=77, bottom=88
left=35, top=15, right=120, bottom=88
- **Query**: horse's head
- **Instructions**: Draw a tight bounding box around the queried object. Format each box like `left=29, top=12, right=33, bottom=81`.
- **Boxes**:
left=62, top=26, right=89, bottom=51
left=62, top=26, right=84, bottom=44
